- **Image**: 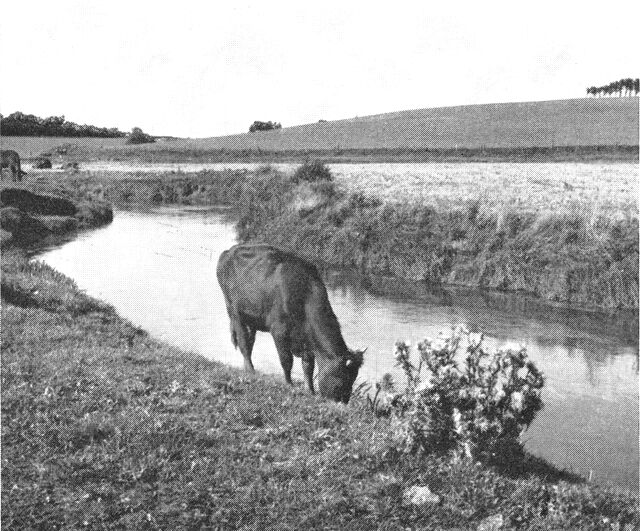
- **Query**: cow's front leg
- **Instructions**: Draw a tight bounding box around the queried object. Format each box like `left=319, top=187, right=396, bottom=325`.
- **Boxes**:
left=302, top=355, right=315, bottom=394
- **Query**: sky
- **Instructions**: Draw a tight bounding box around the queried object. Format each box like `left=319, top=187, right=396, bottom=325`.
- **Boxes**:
left=1, top=1, right=637, bottom=138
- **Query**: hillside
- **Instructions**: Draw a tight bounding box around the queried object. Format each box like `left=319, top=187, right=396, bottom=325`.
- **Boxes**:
left=192, top=97, right=638, bottom=151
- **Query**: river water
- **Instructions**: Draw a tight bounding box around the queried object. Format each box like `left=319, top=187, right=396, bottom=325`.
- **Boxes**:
left=35, top=206, right=639, bottom=491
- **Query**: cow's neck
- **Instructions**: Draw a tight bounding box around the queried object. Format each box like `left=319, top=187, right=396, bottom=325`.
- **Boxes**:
left=308, top=306, right=349, bottom=360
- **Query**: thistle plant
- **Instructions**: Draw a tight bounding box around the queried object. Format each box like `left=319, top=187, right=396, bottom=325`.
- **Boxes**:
left=380, top=326, right=545, bottom=462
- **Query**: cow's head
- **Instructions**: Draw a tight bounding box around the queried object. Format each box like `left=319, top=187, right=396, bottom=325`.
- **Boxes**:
left=318, top=348, right=366, bottom=404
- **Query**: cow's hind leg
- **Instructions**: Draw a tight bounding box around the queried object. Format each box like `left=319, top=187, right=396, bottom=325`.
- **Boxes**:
left=230, top=317, right=256, bottom=372
left=271, top=325, right=294, bottom=385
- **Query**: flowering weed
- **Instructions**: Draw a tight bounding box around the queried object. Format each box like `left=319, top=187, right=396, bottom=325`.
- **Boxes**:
left=380, top=326, right=545, bottom=463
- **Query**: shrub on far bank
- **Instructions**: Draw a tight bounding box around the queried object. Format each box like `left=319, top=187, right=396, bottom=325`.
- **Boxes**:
left=125, top=127, right=156, bottom=145
left=291, top=159, right=333, bottom=184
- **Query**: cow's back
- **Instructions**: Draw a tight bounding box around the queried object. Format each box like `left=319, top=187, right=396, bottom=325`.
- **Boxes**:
left=217, top=243, right=323, bottom=329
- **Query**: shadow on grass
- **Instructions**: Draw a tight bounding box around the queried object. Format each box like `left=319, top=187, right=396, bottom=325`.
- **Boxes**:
left=491, top=450, right=586, bottom=485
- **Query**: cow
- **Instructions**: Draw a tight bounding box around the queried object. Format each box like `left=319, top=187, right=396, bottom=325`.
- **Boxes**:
left=217, top=243, right=365, bottom=403
left=1, top=150, right=25, bottom=182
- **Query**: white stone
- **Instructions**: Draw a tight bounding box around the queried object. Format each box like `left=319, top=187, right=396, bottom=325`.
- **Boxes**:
left=477, top=513, right=504, bottom=531
left=402, top=485, right=441, bottom=506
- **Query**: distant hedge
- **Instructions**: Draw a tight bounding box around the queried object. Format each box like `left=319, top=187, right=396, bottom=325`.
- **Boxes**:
left=0, top=112, right=126, bottom=138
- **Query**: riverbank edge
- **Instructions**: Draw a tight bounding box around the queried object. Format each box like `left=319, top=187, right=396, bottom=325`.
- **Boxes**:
left=2, top=209, right=638, bottom=529
left=0, top=184, right=113, bottom=248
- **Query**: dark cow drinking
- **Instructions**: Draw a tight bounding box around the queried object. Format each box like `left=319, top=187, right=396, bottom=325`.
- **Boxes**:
left=217, top=243, right=365, bottom=403
left=1, top=150, right=25, bottom=182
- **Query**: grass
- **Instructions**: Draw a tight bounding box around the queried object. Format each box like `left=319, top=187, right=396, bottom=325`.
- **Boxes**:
left=2, top=250, right=638, bottom=529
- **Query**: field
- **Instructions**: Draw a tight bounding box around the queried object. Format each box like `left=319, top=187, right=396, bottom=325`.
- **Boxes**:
left=330, top=162, right=639, bottom=215
left=182, top=97, right=639, bottom=151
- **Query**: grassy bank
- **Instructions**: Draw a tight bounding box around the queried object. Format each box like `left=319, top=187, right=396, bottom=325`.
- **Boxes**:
left=2, top=249, right=638, bottom=529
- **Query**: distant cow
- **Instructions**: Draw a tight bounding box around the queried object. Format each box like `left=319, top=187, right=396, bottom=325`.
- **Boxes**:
left=1, top=150, right=25, bottom=181
left=217, top=243, right=365, bottom=403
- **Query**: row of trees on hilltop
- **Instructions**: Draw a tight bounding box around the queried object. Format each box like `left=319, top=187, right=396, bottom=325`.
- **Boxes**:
left=0, top=112, right=127, bottom=137
left=586, top=78, right=639, bottom=97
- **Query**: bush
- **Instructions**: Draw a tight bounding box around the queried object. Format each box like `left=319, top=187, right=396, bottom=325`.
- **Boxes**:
left=291, top=159, right=333, bottom=184
left=125, top=127, right=156, bottom=145
left=248, top=120, right=282, bottom=133
left=377, top=326, right=544, bottom=462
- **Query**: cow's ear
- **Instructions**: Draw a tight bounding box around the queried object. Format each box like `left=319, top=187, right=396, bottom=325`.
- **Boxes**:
left=347, top=348, right=366, bottom=367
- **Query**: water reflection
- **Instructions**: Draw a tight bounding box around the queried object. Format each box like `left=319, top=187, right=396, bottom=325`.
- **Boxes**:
left=35, top=206, right=638, bottom=491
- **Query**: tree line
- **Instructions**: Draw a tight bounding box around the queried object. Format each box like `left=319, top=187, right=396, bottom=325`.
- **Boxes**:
left=0, top=112, right=126, bottom=137
left=586, top=78, right=639, bottom=97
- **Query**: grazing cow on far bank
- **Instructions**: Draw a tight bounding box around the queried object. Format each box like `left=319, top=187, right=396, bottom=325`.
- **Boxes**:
left=217, top=243, right=365, bottom=403
left=1, top=150, right=25, bottom=182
